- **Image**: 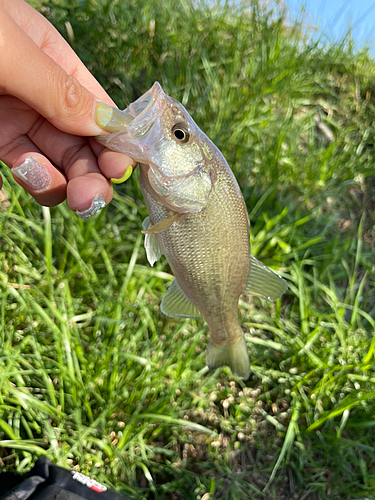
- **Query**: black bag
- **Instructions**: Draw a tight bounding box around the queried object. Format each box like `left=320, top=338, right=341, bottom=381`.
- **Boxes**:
left=0, top=457, right=132, bottom=500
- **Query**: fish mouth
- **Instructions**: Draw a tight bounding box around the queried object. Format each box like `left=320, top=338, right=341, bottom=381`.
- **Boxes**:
left=96, top=82, right=166, bottom=158
left=123, top=81, right=165, bottom=133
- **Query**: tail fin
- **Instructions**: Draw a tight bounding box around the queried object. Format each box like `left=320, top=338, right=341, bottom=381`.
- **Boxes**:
left=206, top=336, right=250, bottom=380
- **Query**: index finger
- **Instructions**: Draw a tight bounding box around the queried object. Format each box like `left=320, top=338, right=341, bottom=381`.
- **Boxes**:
left=0, top=9, right=105, bottom=137
left=0, top=0, right=112, bottom=105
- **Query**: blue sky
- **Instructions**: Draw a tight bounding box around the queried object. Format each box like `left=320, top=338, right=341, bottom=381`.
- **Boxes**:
left=284, top=0, right=375, bottom=51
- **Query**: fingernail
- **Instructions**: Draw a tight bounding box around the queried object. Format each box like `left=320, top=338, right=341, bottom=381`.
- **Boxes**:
left=12, top=157, right=51, bottom=190
left=111, top=165, right=133, bottom=184
left=95, top=102, right=134, bottom=132
left=76, top=194, right=106, bottom=220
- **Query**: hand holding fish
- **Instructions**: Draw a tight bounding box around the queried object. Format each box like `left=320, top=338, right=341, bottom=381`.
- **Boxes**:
left=97, top=83, right=288, bottom=379
left=0, top=0, right=135, bottom=217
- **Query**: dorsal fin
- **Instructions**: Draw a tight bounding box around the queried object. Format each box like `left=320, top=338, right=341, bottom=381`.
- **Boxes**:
left=245, top=255, right=288, bottom=301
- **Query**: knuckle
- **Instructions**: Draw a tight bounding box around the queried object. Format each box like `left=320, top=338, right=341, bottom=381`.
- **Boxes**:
left=62, top=142, right=86, bottom=169
left=59, top=73, right=91, bottom=121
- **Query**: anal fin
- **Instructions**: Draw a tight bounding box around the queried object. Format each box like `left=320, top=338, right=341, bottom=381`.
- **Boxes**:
left=161, top=280, right=201, bottom=318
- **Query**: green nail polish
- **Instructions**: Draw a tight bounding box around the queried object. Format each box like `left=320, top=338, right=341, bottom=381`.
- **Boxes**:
left=111, top=166, right=133, bottom=184
left=95, top=102, right=134, bottom=132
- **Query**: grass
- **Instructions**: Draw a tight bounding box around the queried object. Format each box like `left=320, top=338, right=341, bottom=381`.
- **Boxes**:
left=1, top=0, right=375, bottom=498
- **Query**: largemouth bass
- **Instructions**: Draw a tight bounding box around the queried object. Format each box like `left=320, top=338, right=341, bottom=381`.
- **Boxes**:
left=97, top=82, right=287, bottom=380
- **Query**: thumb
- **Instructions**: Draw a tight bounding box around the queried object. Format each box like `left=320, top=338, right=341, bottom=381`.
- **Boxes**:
left=0, top=6, right=106, bottom=136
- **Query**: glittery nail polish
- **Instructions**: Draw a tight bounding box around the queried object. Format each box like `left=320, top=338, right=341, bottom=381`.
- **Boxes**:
left=12, top=157, right=51, bottom=190
left=76, top=194, right=107, bottom=220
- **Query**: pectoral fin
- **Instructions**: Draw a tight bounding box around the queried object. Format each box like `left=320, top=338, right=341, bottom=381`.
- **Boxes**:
left=161, top=280, right=201, bottom=318
left=245, top=255, right=288, bottom=301
left=142, top=212, right=184, bottom=234
left=142, top=216, right=163, bottom=266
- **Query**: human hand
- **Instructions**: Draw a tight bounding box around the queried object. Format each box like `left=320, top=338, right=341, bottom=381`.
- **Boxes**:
left=0, top=0, right=135, bottom=218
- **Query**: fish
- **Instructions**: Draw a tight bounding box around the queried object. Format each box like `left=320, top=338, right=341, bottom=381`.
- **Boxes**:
left=96, top=82, right=287, bottom=380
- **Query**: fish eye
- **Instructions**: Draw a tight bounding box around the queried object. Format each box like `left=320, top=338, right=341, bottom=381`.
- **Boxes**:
left=172, top=123, right=190, bottom=143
